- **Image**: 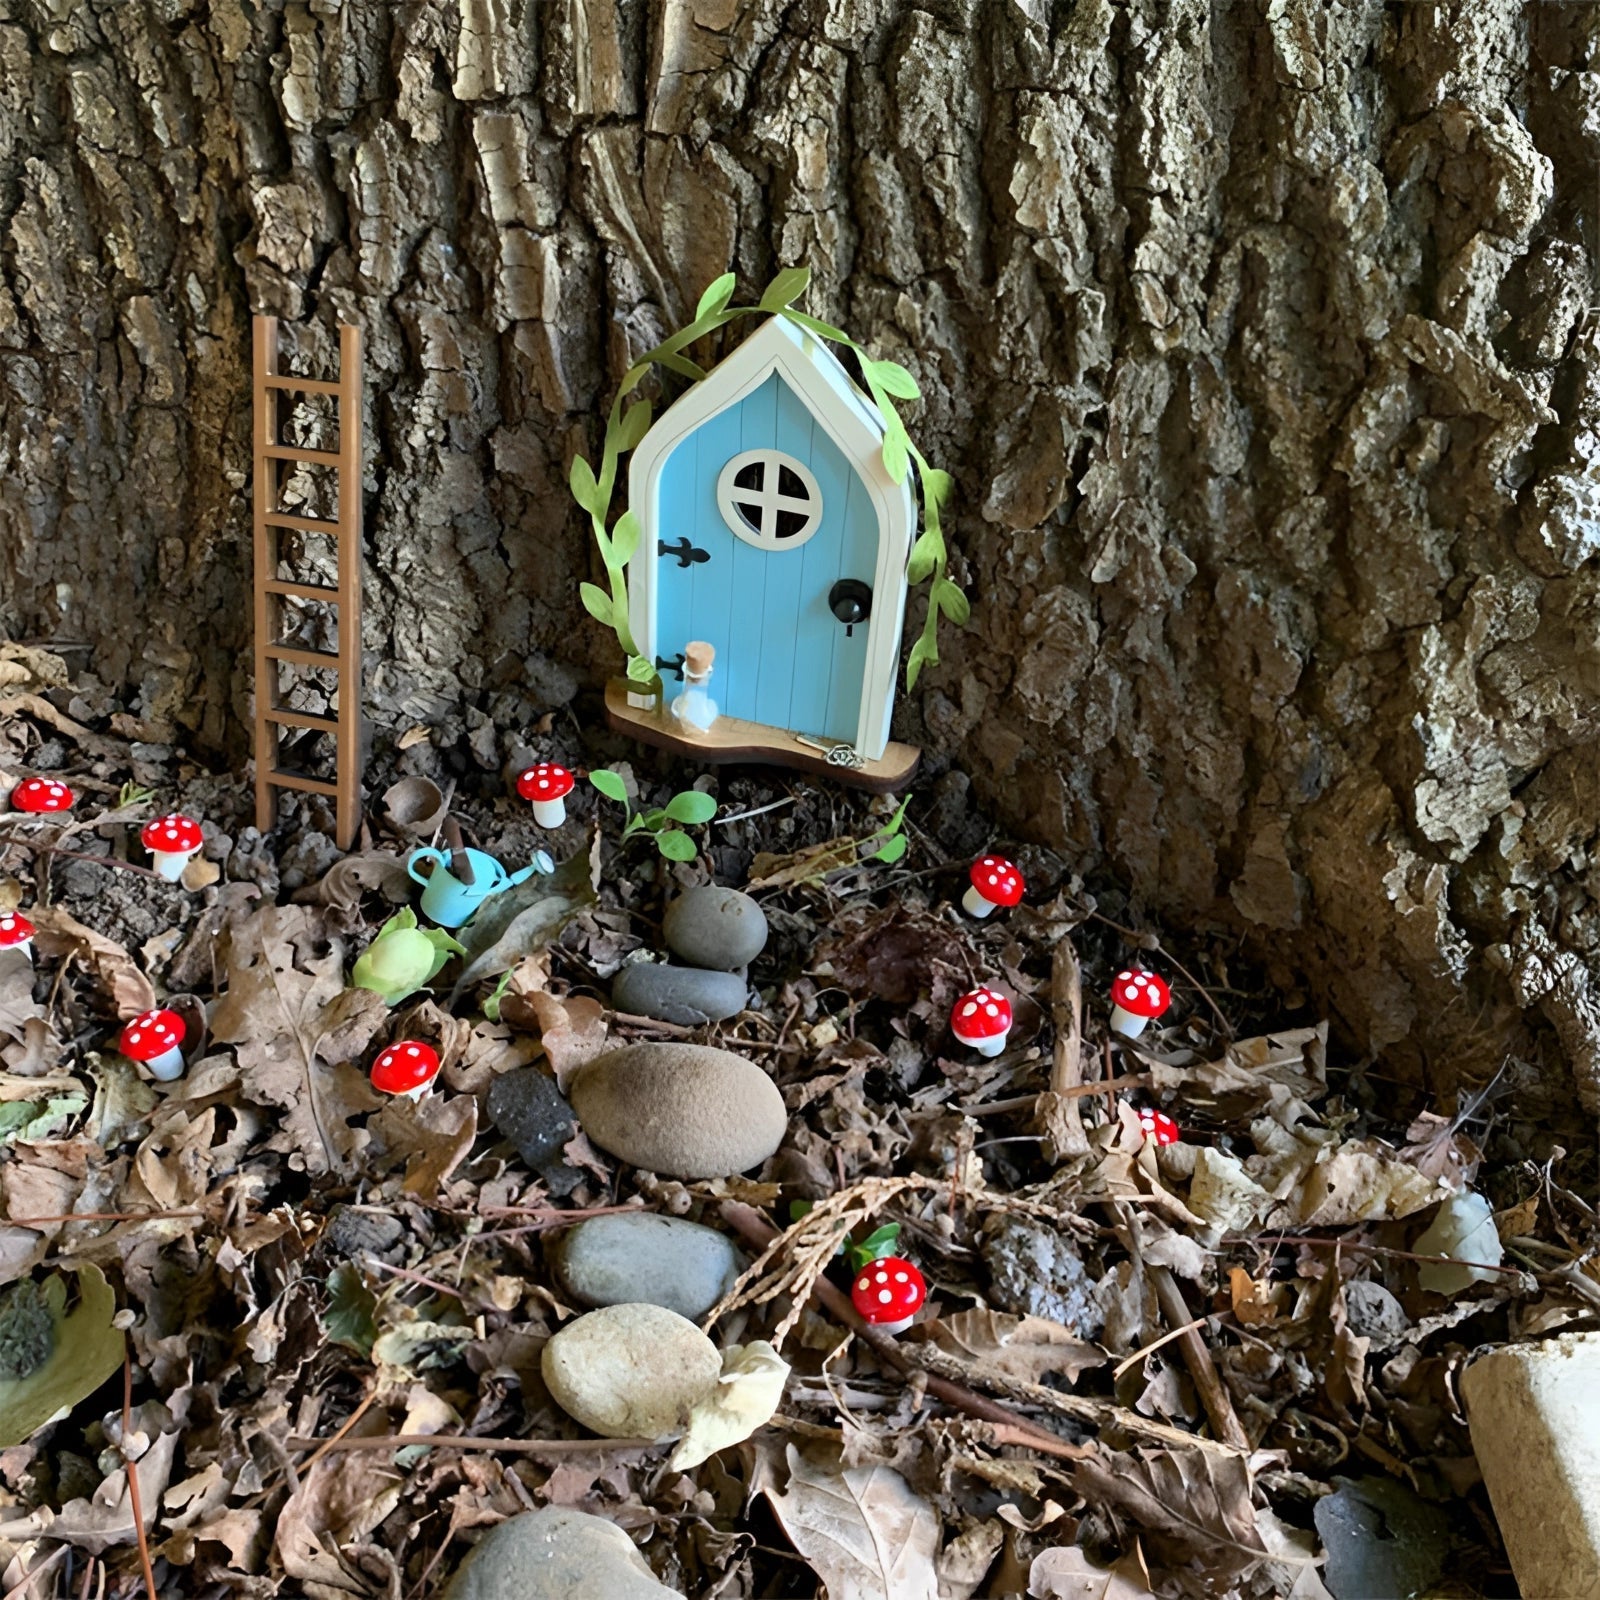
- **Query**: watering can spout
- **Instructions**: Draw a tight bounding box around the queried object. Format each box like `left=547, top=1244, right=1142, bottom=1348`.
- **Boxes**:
left=505, top=850, right=556, bottom=888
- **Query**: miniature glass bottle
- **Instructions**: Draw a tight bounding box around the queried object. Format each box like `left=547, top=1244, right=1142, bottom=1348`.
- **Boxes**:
left=671, top=640, right=719, bottom=733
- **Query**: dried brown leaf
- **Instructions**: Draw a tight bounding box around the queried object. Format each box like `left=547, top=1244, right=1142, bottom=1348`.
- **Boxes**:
left=924, top=1310, right=1105, bottom=1386
left=500, top=990, right=609, bottom=1092
left=1029, top=1545, right=1155, bottom=1598
left=28, top=905, right=156, bottom=1018
left=369, top=1091, right=478, bottom=1197
left=1145, top=1024, right=1327, bottom=1112
left=815, top=904, right=970, bottom=1009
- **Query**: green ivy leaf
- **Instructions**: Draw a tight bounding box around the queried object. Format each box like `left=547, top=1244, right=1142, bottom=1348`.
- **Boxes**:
left=664, top=789, right=717, bottom=825
left=611, top=510, right=642, bottom=565
left=616, top=400, right=653, bottom=453
left=906, top=532, right=940, bottom=585
left=934, top=579, right=971, bottom=625
left=579, top=583, right=614, bottom=625
left=867, top=359, right=920, bottom=400
left=569, top=454, right=602, bottom=515
left=923, top=467, right=954, bottom=508
left=759, top=265, right=812, bottom=312
left=696, top=272, right=738, bottom=319
left=655, top=828, right=699, bottom=861
left=882, top=429, right=910, bottom=484
left=626, top=654, right=658, bottom=685
left=905, top=629, right=938, bottom=690
left=589, top=768, right=630, bottom=805
left=873, top=831, right=909, bottom=865
left=782, top=307, right=856, bottom=346
left=324, top=1264, right=378, bottom=1357
left=655, top=350, right=709, bottom=382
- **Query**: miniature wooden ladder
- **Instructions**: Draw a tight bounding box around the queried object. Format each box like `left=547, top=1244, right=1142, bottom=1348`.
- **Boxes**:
left=251, top=316, right=363, bottom=849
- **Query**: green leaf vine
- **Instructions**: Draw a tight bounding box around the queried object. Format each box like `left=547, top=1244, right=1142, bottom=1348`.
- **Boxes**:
left=569, top=266, right=965, bottom=696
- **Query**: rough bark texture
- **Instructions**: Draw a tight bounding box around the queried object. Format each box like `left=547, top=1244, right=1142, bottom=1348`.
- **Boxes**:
left=0, top=0, right=1597, bottom=1103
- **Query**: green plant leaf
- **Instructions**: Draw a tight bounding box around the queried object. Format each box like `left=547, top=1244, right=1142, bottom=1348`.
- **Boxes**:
left=923, top=467, right=954, bottom=508
left=934, top=579, right=971, bottom=625
left=616, top=400, right=653, bottom=453
left=663, top=789, right=717, bottom=825
left=655, top=350, right=709, bottom=382
left=867, top=359, right=920, bottom=400
left=569, top=454, right=602, bottom=515
left=579, top=583, right=614, bottom=625
left=782, top=307, right=856, bottom=345
left=846, top=1223, right=901, bottom=1270
left=0, top=1267, right=125, bottom=1448
left=905, top=629, right=938, bottom=690
left=655, top=828, right=699, bottom=861
left=589, top=768, right=630, bottom=805
left=696, top=272, right=738, bottom=319
left=626, top=653, right=657, bottom=684
left=882, top=429, right=910, bottom=484
left=611, top=509, right=642, bottom=565
left=324, top=1264, right=378, bottom=1357
left=483, top=971, right=513, bottom=1023
left=759, top=265, right=812, bottom=312
left=873, top=832, right=909, bottom=865
left=906, top=532, right=940, bottom=585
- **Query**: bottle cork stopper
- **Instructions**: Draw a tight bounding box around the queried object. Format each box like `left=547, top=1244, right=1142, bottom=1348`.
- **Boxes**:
left=684, top=640, right=715, bottom=677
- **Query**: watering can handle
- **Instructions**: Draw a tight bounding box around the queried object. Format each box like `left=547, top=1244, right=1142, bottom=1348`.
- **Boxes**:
left=406, top=848, right=447, bottom=887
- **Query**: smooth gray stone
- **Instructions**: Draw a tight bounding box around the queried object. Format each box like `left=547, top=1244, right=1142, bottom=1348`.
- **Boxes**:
left=554, top=1212, right=740, bottom=1319
left=485, top=1068, right=581, bottom=1194
left=611, top=961, right=748, bottom=1025
left=570, top=1043, right=786, bottom=1179
left=662, top=886, right=767, bottom=970
left=441, top=1508, right=683, bottom=1600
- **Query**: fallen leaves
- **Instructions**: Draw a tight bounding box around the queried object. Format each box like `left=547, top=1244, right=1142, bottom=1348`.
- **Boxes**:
left=0, top=1265, right=125, bottom=1448
left=924, top=1309, right=1106, bottom=1386
left=669, top=1339, right=790, bottom=1470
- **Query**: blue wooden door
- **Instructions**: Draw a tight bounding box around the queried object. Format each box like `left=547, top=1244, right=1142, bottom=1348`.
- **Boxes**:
left=655, top=373, right=877, bottom=743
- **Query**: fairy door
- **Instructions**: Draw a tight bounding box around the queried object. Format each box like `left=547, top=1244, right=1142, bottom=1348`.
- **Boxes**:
left=653, top=373, right=879, bottom=745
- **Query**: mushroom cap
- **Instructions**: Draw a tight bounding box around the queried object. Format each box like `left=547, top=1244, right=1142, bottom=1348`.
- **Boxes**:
left=1111, top=968, right=1170, bottom=1019
left=118, top=1008, right=185, bottom=1061
left=516, top=763, right=575, bottom=803
left=968, top=855, right=1023, bottom=907
left=140, top=813, right=205, bottom=853
left=850, top=1256, right=927, bottom=1325
left=950, top=986, right=1013, bottom=1041
left=0, top=911, right=34, bottom=947
left=371, top=1039, right=442, bottom=1095
left=12, top=778, right=73, bottom=814
left=1137, top=1106, right=1181, bottom=1146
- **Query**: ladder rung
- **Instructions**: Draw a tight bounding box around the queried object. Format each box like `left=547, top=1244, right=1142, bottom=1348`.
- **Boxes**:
left=264, top=644, right=340, bottom=668
left=267, top=768, right=339, bottom=797
left=263, top=511, right=343, bottom=534
left=264, top=444, right=341, bottom=466
left=263, top=707, right=339, bottom=732
left=265, top=375, right=342, bottom=396
left=264, top=578, right=339, bottom=601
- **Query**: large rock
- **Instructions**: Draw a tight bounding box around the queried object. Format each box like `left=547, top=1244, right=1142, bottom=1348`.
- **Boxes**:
left=570, top=1043, right=785, bottom=1179
left=441, top=1507, right=683, bottom=1600
left=611, top=961, right=748, bottom=1026
left=541, top=1303, right=721, bottom=1439
left=554, top=1212, right=740, bottom=1320
left=485, top=1068, right=581, bottom=1194
left=662, top=886, right=767, bottom=971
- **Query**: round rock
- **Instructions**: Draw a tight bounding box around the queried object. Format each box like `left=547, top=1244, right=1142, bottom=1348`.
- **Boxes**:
left=441, top=1507, right=683, bottom=1600
left=541, top=1303, right=720, bottom=1439
left=570, top=1043, right=786, bottom=1179
left=611, top=962, right=748, bottom=1026
left=555, top=1212, right=740, bottom=1320
left=662, top=886, right=767, bottom=970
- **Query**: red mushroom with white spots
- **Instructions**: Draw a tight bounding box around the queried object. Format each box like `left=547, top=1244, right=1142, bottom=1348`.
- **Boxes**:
left=10, top=777, right=73, bottom=815
left=961, top=855, right=1023, bottom=919
left=1109, top=968, right=1171, bottom=1038
left=0, top=911, right=35, bottom=961
left=950, top=986, right=1013, bottom=1057
left=516, top=763, right=575, bottom=829
left=140, top=814, right=205, bottom=882
left=850, top=1256, right=927, bottom=1335
left=1138, top=1106, right=1180, bottom=1146
left=370, top=1040, right=442, bottom=1101
left=118, top=1008, right=186, bottom=1082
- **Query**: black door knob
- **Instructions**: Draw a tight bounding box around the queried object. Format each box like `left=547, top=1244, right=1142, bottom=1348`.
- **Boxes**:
left=828, top=579, right=873, bottom=634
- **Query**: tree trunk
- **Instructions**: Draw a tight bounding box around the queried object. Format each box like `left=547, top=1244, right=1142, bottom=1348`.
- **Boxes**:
left=0, top=0, right=1595, bottom=1105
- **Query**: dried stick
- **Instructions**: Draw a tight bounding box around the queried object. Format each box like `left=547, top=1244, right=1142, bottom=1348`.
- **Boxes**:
left=284, top=1433, right=652, bottom=1455
left=1148, top=1264, right=1251, bottom=1453
left=1034, top=939, right=1090, bottom=1160
left=718, top=1201, right=1087, bottom=1460
left=121, top=1347, right=158, bottom=1600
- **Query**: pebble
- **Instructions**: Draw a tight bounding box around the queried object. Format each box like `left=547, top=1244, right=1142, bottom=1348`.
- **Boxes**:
left=570, top=1043, right=786, bottom=1179
left=611, top=962, right=748, bottom=1026
left=554, top=1213, right=740, bottom=1320
left=541, top=1303, right=721, bottom=1439
left=662, top=886, right=767, bottom=971
left=440, top=1507, right=683, bottom=1600
left=485, top=1068, right=581, bottom=1194
left=982, top=1217, right=1106, bottom=1338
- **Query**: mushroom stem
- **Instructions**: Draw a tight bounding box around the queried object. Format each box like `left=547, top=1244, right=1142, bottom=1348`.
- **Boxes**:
left=1109, top=1004, right=1150, bottom=1039
left=149, top=849, right=195, bottom=883
left=143, top=1046, right=185, bottom=1081
left=531, top=796, right=567, bottom=829
left=960, top=886, right=996, bottom=918
left=957, top=1031, right=1009, bottom=1059
left=876, top=1315, right=915, bottom=1335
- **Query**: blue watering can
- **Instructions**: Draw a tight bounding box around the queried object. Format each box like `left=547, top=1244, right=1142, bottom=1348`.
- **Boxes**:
left=406, top=845, right=554, bottom=928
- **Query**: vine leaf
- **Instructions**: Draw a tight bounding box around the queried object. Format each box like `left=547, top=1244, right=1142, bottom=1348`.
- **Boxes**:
left=906, top=630, right=938, bottom=690
left=867, top=359, right=920, bottom=400
left=906, top=533, right=939, bottom=585
left=933, top=579, right=970, bottom=625
left=882, top=429, right=910, bottom=484
left=611, top=510, right=642, bottom=566
left=579, top=583, right=614, bottom=625
left=569, top=455, right=602, bottom=516
left=696, top=272, right=738, bottom=319
left=617, top=400, right=653, bottom=453
left=782, top=307, right=857, bottom=346
left=760, top=265, right=812, bottom=311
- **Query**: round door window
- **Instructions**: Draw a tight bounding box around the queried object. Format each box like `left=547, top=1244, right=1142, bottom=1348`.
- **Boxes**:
left=716, top=450, right=823, bottom=551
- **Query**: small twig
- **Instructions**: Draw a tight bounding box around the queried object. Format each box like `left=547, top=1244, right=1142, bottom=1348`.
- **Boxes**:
left=5, top=1209, right=204, bottom=1227
left=297, top=1390, right=380, bottom=1475
left=1034, top=939, right=1089, bottom=1160
left=284, top=1433, right=655, bottom=1455
left=0, top=1544, right=66, bottom=1600
left=25, top=846, right=165, bottom=879
left=1259, top=1234, right=1531, bottom=1278
left=1111, top=1311, right=1213, bottom=1379
left=715, top=797, right=796, bottom=827
left=122, top=1347, right=158, bottom=1600
left=362, top=1255, right=494, bottom=1307
left=1149, top=1263, right=1251, bottom=1451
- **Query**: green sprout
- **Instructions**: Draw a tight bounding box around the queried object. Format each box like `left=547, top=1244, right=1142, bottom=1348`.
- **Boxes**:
left=846, top=1223, right=902, bottom=1271
left=570, top=266, right=964, bottom=694
left=117, top=781, right=155, bottom=808
left=588, top=769, right=716, bottom=862
left=351, top=908, right=465, bottom=1006
left=865, top=799, right=910, bottom=865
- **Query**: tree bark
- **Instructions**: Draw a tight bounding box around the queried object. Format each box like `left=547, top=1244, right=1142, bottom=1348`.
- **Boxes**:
left=0, top=0, right=1596, bottom=1103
